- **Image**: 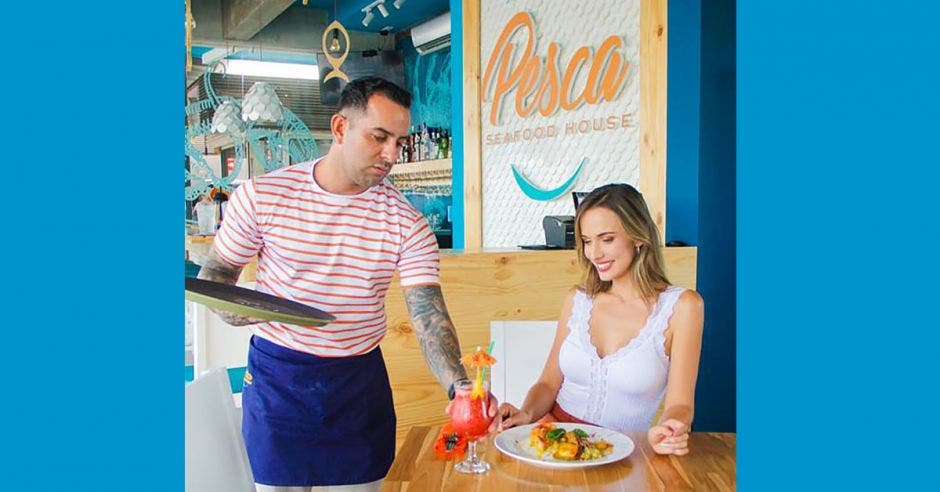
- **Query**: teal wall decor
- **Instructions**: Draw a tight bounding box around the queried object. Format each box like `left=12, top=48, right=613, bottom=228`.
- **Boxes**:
left=400, top=38, right=451, bottom=129
left=184, top=63, right=319, bottom=201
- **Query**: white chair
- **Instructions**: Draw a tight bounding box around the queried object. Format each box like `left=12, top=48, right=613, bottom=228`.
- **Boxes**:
left=490, top=321, right=558, bottom=407
left=186, top=368, right=256, bottom=492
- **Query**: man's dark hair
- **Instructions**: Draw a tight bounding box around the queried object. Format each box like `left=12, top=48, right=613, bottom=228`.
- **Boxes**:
left=337, top=77, right=412, bottom=114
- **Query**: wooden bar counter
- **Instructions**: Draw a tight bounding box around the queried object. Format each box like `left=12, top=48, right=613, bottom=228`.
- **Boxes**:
left=382, top=424, right=735, bottom=491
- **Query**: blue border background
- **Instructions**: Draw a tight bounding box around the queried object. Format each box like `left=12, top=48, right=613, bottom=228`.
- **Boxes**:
left=739, top=0, right=939, bottom=488
left=5, top=1, right=940, bottom=490
left=4, top=3, right=181, bottom=490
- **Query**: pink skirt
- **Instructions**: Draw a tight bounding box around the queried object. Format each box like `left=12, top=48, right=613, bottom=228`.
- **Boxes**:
left=537, top=401, right=596, bottom=426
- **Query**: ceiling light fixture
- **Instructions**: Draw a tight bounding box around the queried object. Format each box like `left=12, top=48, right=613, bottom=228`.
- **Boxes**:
left=323, top=0, right=350, bottom=83
left=221, top=59, right=319, bottom=80
left=210, top=101, right=246, bottom=135
left=241, top=82, right=286, bottom=123
left=393, top=0, right=406, bottom=9
left=328, top=30, right=341, bottom=53
left=362, top=0, right=390, bottom=26
left=328, top=0, right=343, bottom=54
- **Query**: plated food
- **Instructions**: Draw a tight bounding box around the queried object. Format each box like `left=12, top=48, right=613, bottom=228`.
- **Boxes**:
left=528, top=423, right=614, bottom=461
left=493, top=423, right=634, bottom=469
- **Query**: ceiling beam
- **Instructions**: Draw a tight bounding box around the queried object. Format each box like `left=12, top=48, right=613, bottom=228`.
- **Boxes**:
left=193, top=1, right=383, bottom=54
left=220, top=0, right=295, bottom=41
left=200, top=47, right=243, bottom=65
left=194, top=7, right=383, bottom=55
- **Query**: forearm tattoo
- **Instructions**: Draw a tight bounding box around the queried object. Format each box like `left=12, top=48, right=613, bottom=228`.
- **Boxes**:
left=404, top=285, right=468, bottom=389
left=196, top=249, right=261, bottom=326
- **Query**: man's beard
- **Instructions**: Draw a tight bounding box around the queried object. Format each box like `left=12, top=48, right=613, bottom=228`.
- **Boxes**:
left=355, top=173, right=383, bottom=189
left=353, top=163, right=390, bottom=189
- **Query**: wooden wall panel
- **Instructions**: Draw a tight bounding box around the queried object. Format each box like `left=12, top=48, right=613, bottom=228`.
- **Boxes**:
left=639, top=0, right=668, bottom=241
left=461, top=0, right=483, bottom=250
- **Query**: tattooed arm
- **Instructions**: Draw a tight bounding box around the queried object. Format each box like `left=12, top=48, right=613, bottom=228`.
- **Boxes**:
left=403, top=284, right=468, bottom=390
left=196, top=247, right=267, bottom=326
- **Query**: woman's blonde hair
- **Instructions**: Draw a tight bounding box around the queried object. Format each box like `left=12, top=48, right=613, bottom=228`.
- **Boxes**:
left=574, top=183, right=670, bottom=300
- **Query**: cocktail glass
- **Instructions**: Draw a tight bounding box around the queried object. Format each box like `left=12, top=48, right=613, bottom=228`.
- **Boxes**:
left=449, top=378, right=493, bottom=474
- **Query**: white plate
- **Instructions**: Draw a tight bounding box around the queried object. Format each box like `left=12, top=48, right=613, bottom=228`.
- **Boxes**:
left=493, top=423, right=634, bottom=469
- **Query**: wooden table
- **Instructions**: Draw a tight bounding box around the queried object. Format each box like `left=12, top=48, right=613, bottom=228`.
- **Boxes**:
left=382, top=425, right=735, bottom=491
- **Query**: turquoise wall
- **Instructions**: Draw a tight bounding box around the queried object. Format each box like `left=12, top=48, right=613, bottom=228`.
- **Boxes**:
left=400, top=37, right=452, bottom=129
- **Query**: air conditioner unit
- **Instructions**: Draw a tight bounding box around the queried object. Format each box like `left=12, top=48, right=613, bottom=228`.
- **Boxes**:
left=411, top=11, right=451, bottom=55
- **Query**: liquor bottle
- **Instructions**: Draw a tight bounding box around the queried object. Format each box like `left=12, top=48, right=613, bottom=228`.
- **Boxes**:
left=403, top=140, right=409, bottom=163
left=439, top=129, right=450, bottom=159
left=436, top=130, right=444, bottom=160
left=430, top=128, right=439, bottom=160
left=421, top=123, right=431, bottom=161
left=402, top=127, right=409, bottom=163
left=414, top=127, right=423, bottom=161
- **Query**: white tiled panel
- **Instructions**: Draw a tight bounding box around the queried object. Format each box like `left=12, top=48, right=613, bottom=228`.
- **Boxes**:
left=481, top=0, right=641, bottom=247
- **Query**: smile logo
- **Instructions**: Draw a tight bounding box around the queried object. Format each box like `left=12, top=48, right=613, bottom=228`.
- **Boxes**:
left=510, top=158, right=585, bottom=201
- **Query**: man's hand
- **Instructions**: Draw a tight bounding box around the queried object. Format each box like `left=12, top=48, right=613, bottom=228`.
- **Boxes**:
left=196, top=248, right=267, bottom=326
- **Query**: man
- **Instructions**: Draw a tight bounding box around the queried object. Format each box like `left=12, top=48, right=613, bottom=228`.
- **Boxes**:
left=192, top=192, right=216, bottom=235
left=198, top=77, right=489, bottom=491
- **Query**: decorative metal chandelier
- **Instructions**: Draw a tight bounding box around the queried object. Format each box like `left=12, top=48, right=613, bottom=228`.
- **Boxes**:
left=184, top=62, right=319, bottom=201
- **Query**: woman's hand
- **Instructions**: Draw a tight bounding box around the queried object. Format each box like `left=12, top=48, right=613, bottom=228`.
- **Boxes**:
left=488, top=403, right=533, bottom=434
left=648, top=418, right=690, bottom=455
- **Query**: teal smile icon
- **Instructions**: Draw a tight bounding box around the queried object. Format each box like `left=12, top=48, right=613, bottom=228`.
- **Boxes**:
left=510, top=158, right=585, bottom=201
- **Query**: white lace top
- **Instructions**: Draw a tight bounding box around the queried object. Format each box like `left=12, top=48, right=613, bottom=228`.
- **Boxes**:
left=555, top=286, right=686, bottom=431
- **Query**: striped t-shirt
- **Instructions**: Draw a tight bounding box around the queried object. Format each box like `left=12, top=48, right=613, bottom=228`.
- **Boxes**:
left=213, top=158, right=440, bottom=357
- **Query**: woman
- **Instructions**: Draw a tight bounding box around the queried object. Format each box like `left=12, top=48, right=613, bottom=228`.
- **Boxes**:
left=491, top=183, right=705, bottom=455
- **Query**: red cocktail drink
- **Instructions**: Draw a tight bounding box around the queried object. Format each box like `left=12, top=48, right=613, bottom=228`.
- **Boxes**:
left=450, top=346, right=497, bottom=474
left=450, top=382, right=492, bottom=440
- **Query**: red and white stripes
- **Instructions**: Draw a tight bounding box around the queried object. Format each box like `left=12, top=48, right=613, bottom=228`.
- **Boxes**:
left=214, top=159, right=440, bottom=357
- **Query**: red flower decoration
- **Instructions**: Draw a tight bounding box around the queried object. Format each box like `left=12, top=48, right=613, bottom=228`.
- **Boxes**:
left=433, top=423, right=467, bottom=461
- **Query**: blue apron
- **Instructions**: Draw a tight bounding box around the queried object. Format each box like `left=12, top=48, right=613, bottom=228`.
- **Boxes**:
left=241, top=336, right=396, bottom=486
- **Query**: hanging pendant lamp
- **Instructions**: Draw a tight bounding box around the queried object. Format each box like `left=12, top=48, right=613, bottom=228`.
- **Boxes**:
left=210, top=101, right=246, bottom=134
left=241, top=81, right=285, bottom=123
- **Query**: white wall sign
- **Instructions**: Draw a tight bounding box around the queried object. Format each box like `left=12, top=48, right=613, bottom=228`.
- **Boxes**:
left=481, top=0, right=641, bottom=248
